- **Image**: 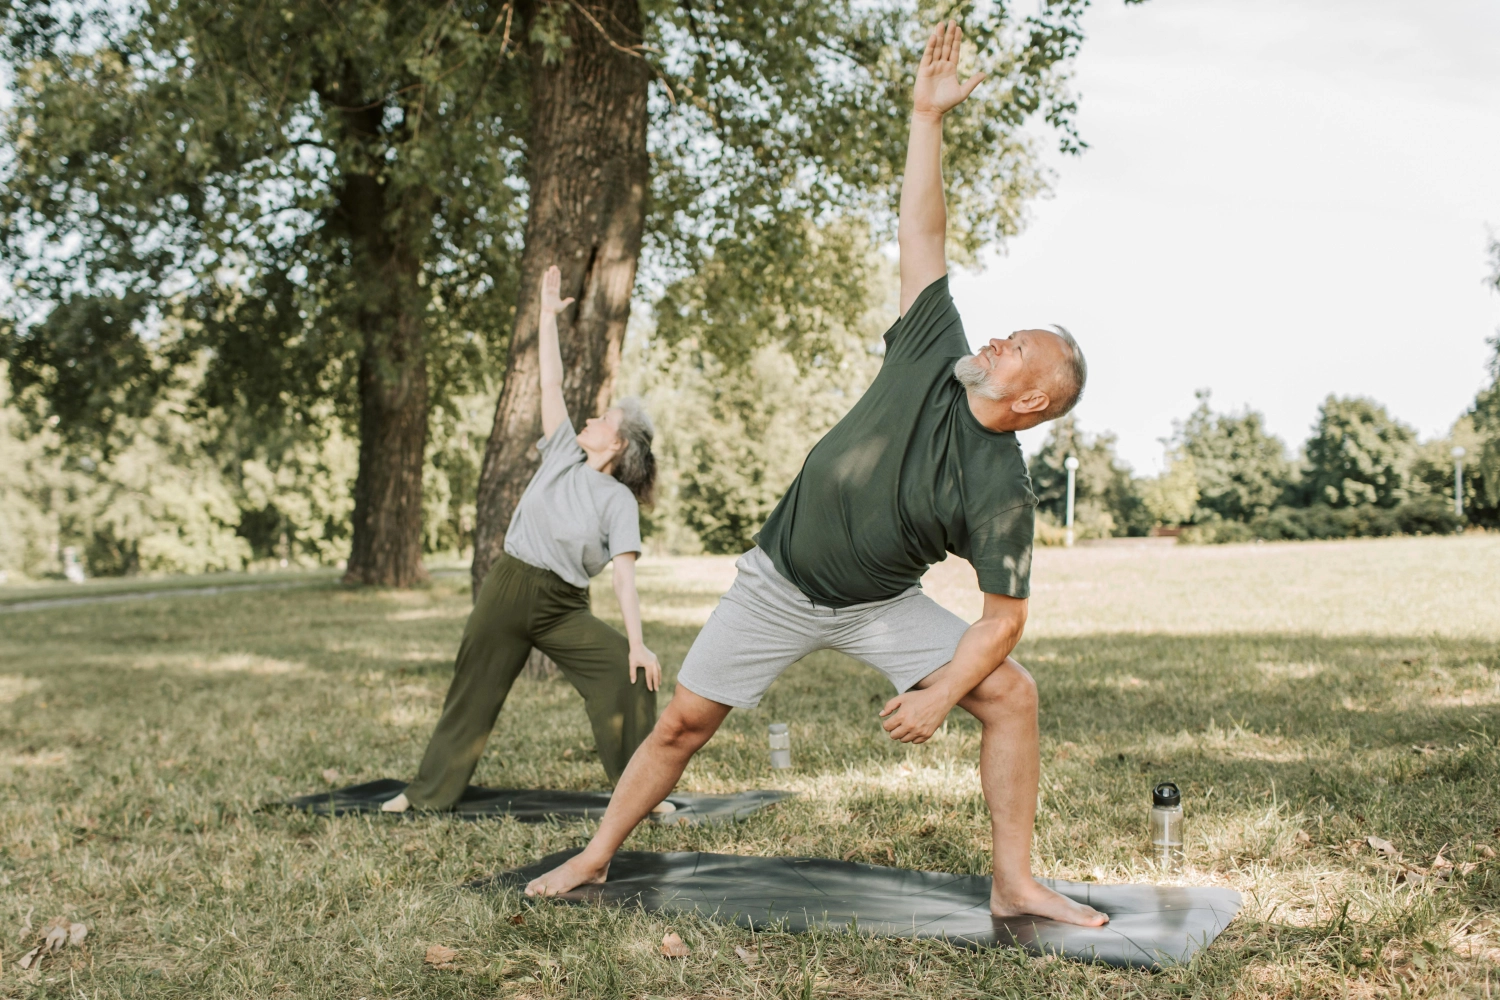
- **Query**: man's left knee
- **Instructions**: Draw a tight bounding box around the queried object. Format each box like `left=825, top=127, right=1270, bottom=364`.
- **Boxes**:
left=969, top=657, right=1037, bottom=714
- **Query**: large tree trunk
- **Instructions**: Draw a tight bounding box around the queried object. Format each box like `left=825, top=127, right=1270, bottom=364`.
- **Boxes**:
left=470, top=0, right=651, bottom=596
left=336, top=112, right=433, bottom=587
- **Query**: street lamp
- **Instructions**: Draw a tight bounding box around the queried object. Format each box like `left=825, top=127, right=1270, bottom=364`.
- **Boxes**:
left=1064, top=455, right=1079, bottom=547
left=1452, top=446, right=1466, bottom=519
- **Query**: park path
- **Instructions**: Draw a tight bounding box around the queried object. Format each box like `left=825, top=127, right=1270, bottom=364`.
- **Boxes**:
left=0, top=569, right=468, bottom=614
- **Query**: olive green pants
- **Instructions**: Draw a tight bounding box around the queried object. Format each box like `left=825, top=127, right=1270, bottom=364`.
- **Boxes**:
left=403, top=553, right=656, bottom=809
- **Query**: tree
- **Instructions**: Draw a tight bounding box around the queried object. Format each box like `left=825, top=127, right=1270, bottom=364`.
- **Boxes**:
left=2, top=0, right=1113, bottom=590
left=1171, top=390, right=1290, bottom=522
left=1029, top=416, right=1149, bottom=538
left=1139, top=452, right=1198, bottom=527
left=1302, top=396, right=1417, bottom=508
left=2, top=0, right=526, bottom=587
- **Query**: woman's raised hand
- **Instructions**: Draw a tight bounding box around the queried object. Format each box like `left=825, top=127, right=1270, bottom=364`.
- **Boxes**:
left=540, top=264, right=575, bottom=316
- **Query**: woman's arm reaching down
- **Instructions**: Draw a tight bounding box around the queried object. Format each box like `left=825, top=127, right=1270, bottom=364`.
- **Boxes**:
left=610, top=552, right=661, bottom=691
left=538, top=265, right=574, bottom=438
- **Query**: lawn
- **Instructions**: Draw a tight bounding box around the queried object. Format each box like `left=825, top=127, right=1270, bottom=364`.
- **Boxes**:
left=1, top=534, right=1498, bottom=998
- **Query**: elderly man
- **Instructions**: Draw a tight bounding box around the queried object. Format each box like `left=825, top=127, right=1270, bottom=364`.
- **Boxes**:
left=527, top=21, right=1103, bottom=927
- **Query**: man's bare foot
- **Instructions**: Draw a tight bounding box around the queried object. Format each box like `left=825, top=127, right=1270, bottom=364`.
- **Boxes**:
left=991, top=877, right=1109, bottom=926
left=525, top=853, right=610, bottom=897
left=381, top=793, right=410, bottom=813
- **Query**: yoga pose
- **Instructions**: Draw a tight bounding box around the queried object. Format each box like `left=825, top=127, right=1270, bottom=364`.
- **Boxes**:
left=384, top=265, right=660, bottom=813
left=526, top=21, right=1104, bottom=927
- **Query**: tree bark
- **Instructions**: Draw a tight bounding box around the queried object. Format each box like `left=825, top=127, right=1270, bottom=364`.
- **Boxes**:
left=336, top=103, right=433, bottom=588
left=470, top=0, right=651, bottom=596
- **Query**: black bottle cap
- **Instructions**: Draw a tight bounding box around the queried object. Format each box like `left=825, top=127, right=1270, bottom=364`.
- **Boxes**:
left=1152, top=782, right=1181, bottom=808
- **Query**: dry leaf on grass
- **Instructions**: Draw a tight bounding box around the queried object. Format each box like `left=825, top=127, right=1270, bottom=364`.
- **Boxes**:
left=508, top=914, right=525, bottom=926
left=17, top=947, right=41, bottom=971
left=1294, top=830, right=1312, bottom=845
left=1367, top=836, right=1399, bottom=858
left=660, top=932, right=691, bottom=958
left=321, top=768, right=340, bottom=783
left=1479, top=844, right=1497, bottom=859
left=43, top=925, right=67, bottom=952
left=424, top=944, right=459, bottom=969
left=734, top=945, right=758, bottom=967
left=68, top=923, right=87, bottom=947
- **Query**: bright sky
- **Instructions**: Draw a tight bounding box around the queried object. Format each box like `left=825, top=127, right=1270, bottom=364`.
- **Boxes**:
left=949, top=0, right=1500, bottom=474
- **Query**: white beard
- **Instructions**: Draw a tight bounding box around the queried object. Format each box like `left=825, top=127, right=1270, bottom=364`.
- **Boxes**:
left=952, top=355, right=1007, bottom=401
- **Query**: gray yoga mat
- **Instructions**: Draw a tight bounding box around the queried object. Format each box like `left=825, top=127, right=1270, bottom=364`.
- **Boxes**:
left=484, top=849, right=1241, bottom=968
left=281, top=779, right=791, bottom=826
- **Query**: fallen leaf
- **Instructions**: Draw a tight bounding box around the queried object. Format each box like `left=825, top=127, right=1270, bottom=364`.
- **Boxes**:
left=19, top=908, right=33, bottom=937
left=1478, top=844, right=1497, bottom=859
left=424, top=944, right=459, bottom=968
left=886, top=846, right=895, bottom=863
left=842, top=848, right=859, bottom=862
left=660, top=932, right=691, bottom=958
left=402, top=841, right=423, bottom=854
left=18, top=946, right=41, bottom=971
left=68, top=923, right=87, bottom=947
left=1367, top=836, right=1399, bottom=858
left=1458, top=861, right=1480, bottom=875
left=1398, top=870, right=1426, bottom=886
left=1431, top=851, right=1453, bottom=872
left=562, top=748, right=573, bottom=759
left=43, top=925, right=67, bottom=953
left=321, top=768, right=340, bottom=783
left=1295, top=830, right=1311, bottom=844
left=509, top=914, right=525, bottom=926
left=734, top=945, right=758, bottom=967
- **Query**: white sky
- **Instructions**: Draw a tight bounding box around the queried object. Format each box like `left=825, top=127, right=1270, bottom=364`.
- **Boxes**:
left=948, top=0, right=1500, bottom=473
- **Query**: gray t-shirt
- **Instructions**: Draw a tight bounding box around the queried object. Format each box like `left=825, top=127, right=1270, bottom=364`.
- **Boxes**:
left=503, top=418, right=642, bottom=588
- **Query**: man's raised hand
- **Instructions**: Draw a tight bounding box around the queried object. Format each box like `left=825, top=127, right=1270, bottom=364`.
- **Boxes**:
left=912, top=21, right=986, bottom=120
left=540, top=264, right=575, bottom=317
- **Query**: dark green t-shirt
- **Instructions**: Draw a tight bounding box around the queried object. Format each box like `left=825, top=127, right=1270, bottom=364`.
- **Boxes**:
left=756, top=276, right=1036, bottom=606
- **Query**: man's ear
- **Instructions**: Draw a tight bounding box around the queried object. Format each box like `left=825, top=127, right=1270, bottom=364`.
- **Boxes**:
left=1010, top=389, right=1050, bottom=415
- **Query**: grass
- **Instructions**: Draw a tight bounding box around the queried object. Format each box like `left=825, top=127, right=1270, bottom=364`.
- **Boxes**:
left=1, top=533, right=1498, bottom=997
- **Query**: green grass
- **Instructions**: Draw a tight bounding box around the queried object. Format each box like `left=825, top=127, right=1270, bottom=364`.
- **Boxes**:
left=2, top=534, right=1498, bottom=997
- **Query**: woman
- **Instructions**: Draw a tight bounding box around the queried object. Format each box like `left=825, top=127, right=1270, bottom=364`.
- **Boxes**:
left=383, top=264, right=660, bottom=812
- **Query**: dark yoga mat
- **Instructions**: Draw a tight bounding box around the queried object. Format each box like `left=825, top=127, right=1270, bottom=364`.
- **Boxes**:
left=280, top=779, right=791, bottom=826
left=482, top=849, right=1241, bottom=969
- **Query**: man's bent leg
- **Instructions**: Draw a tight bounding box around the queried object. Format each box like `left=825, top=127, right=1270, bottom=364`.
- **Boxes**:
left=525, top=685, right=732, bottom=896
left=920, top=659, right=1107, bottom=926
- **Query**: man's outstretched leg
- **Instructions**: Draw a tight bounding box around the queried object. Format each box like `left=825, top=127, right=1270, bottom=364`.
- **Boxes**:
left=525, top=685, right=731, bottom=896
left=942, top=658, right=1108, bottom=926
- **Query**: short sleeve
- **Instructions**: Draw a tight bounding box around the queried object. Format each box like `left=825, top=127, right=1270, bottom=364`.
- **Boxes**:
left=883, top=276, right=970, bottom=365
left=603, top=489, right=643, bottom=559
left=966, top=503, right=1035, bottom=599
left=536, top=416, right=586, bottom=470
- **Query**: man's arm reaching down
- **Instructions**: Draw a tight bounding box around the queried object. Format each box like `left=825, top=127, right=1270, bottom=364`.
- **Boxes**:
left=879, top=591, right=1026, bottom=743
left=898, top=21, right=986, bottom=316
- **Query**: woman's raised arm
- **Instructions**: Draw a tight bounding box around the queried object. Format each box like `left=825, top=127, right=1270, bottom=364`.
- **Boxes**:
left=538, top=265, right=574, bottom=437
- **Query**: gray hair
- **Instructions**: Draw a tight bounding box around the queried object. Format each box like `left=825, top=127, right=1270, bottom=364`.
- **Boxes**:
left=611, top=397, right=657, bottom=503
left=1043, top=324, right=1087, bottom=420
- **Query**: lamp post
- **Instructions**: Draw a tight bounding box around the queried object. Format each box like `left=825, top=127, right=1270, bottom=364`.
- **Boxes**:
left=1452, top=446, right=1466, bottom=519
left=1064, top=455, right=1079, bottom=547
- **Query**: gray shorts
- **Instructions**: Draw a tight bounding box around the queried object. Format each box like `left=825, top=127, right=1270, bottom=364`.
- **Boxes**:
left=675, top=547, right=970, bottom=709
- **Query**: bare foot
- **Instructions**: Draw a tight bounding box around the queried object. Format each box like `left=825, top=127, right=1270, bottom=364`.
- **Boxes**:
left=991, top=877, right=1109, bottom=926
left=381, top=793, right=410, bottom=813
left=525, top=853, right=610, bottom=897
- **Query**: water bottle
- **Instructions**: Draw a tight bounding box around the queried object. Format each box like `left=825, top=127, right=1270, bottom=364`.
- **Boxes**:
left=768, top=722, right=792, bottom=770
left=1149, top=781, right=1184, bottom=871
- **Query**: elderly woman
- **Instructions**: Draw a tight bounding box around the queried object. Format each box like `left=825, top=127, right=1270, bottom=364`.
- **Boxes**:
left=384, top=264, right=660, bottom=812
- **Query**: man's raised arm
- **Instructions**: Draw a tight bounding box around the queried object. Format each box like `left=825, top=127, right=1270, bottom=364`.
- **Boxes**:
left=899, top=21, right=986, bottom=316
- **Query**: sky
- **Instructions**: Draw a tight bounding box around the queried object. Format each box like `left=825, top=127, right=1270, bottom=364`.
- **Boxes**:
left=948, top=0, right=1500, bottom=473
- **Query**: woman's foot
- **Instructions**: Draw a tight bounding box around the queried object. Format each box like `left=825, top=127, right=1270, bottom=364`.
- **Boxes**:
left=991, top=876, right=1109, bottom=926
left=525, top=852, right=611, bottom=896
left=381, top=793, right=410, bottom=813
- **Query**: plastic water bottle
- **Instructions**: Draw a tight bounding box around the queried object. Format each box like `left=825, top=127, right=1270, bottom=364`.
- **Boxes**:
left=768, top=722, right=792, bottom=770
left=1150, top=781, right=1184, bottom=871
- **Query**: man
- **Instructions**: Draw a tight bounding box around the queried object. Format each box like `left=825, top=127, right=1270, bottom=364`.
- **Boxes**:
left=527, top=20, right=1104, bottom=928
